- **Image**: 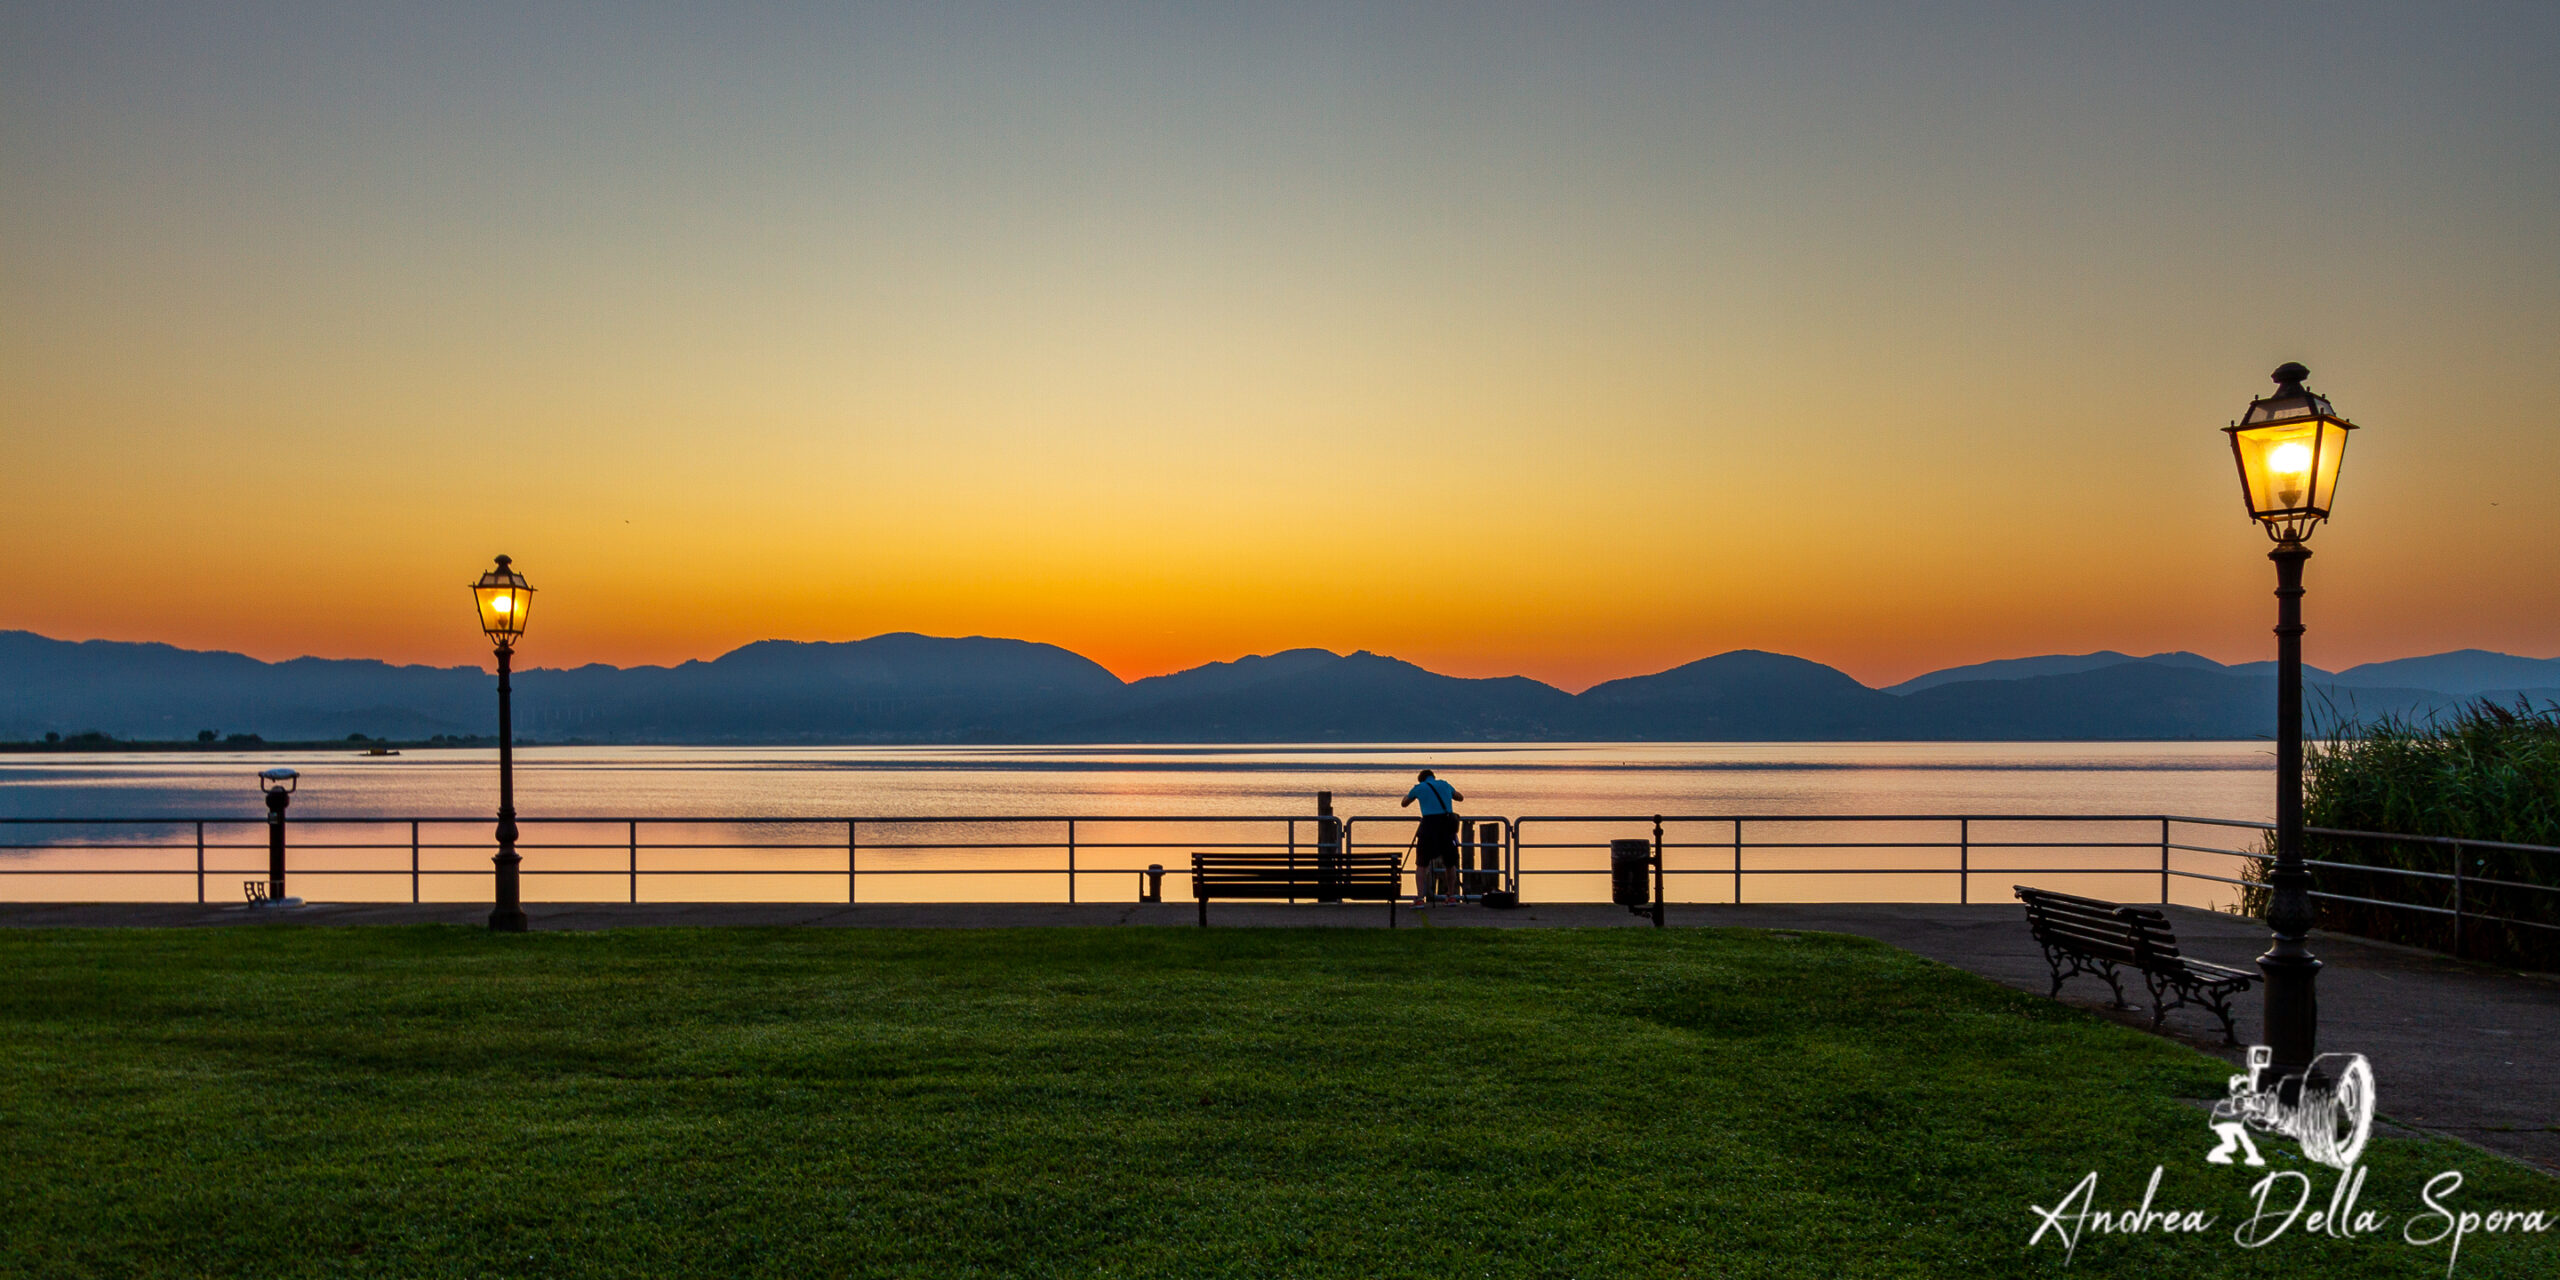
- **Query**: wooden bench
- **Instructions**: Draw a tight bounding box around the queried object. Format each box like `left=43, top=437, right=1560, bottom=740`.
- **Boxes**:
left=2014, top=885, right=2256, bottom=1045
left=1192, top=851, right=1403, bottom=927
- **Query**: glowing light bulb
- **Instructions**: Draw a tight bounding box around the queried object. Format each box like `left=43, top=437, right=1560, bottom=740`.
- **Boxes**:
left=491, top=595, right=513, bottom=614
left=2268, top=440, right=2313, bottom=508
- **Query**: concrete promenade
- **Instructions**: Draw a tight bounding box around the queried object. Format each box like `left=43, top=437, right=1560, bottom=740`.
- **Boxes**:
left=6, top=897, right=2552, bottom=1175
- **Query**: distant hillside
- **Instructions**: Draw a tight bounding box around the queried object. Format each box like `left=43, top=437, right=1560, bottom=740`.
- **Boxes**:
left=2327, top=650, right=2560, bottom=701
left=1885, top=650, right=2238, bottom=694
left=1069, top=651, right=1575, bottom=742
left=1579, top=651, right=1895, bottom=739
left=1, top=629, right=2547, bottom=744
left=519, top=635, right=1124, bottom=741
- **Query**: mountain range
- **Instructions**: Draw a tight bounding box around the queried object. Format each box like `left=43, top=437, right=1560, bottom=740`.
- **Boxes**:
left=3, top=630, right=2555, bottom=744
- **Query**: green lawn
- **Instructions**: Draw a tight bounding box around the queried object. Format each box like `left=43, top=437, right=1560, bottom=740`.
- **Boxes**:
left=0, top=926, right=2549, bottom=1278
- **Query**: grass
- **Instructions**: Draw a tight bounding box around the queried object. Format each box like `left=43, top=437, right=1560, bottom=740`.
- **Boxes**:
left=0, top=926, right=2550, bottom=1278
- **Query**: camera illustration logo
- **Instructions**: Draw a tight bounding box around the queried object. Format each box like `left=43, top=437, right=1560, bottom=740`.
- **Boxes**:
left=2206, top=1045, right=2377, bottom=1172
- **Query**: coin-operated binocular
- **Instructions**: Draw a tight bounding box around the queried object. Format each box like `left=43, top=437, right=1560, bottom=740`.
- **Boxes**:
left=2206, top=1045, right=2376, bottom=1171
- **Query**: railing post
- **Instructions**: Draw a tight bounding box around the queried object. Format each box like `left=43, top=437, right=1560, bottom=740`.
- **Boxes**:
left=1067, top=819, right=1077, bottom=905
left=195, top=821, right=205, bottom=904
left=1288, top=818, right=1297, bottom=904
left=2160, top=817, right=2171, bottom=906
left=411, top=820, right=421, bottom=904
left=629, top=820, right=640, bottom=904
left=847, top=820, right=858, bottom=904
left=1732, top=819, right=1744, bottom=905
left=2450, top=840, right=2467, bottom=959
left=1955, top=818, right=1969, bottom=904
left=1495, top=814, right=1515, bottom=896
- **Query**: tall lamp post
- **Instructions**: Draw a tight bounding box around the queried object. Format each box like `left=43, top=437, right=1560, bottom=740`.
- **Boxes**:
left=2224, top=362, right=2357, bottom=1079
left=472, top=555, right=535, bottom=932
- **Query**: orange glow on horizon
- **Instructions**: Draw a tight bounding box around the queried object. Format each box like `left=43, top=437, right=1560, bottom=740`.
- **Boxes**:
left=4, top=7, right=2556, bottom=690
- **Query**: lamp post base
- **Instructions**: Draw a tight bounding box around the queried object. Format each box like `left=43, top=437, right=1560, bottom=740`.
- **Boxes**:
left=489, top=848, right=528, bottom=932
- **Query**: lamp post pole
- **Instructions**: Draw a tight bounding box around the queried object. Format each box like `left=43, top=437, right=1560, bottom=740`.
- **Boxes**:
left=473, top=553, right=534, bottom=933
left=2220, top=361, right=2356, bottom=1082
left=489, top=642, right=526, bottom=932
left=2259, top=536, right=2319, bottom=1076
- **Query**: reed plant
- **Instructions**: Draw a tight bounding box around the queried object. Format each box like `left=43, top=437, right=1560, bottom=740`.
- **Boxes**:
left=2251, top=699, right=2560, bottom=967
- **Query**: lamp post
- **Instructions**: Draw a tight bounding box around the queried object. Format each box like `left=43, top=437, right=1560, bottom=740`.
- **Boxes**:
left=2224, top=362, right=2357, bottom=1079
left=257, top=767, right=300, bottom=906
left=472, top=555, right=534, bottom=932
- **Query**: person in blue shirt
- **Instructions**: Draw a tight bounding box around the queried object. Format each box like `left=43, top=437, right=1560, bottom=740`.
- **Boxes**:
left=1400, top=769, right=1464, bottom=905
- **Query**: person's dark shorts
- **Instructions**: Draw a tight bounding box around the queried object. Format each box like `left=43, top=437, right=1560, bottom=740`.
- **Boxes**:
left=1417, top=812, right=1460, bottom=866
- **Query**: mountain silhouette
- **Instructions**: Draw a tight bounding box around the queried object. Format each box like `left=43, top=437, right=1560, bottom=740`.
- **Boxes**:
left=1578, top=650, right=1895, bottom=739
left=1, top=629, right=2547, bottom=744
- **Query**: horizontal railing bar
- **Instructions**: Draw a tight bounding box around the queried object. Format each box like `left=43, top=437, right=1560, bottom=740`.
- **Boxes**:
left=0, top=812, right=2306, bottom=829
left=2309, top=889, right=2458, bottom=917
left=1511, top=814, right=2191, bottom=825
left=0, top=814, right=1336, bottom=826
left=1515, top=841, right=2160, bottom=853
left=2168, top=869, right=2261, bottom=889
left=2305, top=827, right=2560, bottom=857
left=2303, top=859, right=2456, bottom=882
left=1514, top=867, right=2123, bottom=877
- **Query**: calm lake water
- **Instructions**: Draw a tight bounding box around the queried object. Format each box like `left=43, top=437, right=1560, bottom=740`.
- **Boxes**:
left=0, top=743, right=2276, bottom=908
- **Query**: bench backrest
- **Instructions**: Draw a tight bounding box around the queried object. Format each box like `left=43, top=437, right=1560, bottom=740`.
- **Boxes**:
left=1193, top=851, right=1402, bottom=900
left=2118, top=908, right=2185, bottom=967
left=2014, top=885, right=2185, bottom=971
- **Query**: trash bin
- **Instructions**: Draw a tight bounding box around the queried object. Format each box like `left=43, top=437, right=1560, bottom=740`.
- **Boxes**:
left=1610, top=838, right=1652, bottom=907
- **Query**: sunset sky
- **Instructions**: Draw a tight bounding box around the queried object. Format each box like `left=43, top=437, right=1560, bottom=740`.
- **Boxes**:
left=4, top=3, right=2555, bottom=691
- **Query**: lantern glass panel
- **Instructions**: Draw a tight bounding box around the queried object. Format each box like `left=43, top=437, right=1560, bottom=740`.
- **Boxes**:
left=2229, top=417, right=2349, bottom=530
left=472, top=567, right=533, bottom=644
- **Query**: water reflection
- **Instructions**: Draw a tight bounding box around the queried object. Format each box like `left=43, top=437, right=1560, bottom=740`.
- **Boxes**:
left=0, top=743, right=2273, bottom=906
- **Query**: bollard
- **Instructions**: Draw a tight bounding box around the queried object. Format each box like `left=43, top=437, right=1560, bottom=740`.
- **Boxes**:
left=1140, top=863, right=1166, bottom=904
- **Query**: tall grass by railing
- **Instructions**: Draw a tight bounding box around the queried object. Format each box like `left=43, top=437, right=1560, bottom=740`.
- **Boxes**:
left=2254, top=699, right=2560, bottom=967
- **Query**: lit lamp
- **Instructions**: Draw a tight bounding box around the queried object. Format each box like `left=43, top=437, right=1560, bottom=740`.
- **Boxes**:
left=472, top=555, right=534, bottom=932
left=256, top=767, right=301, bottom=907
left=2225, top=362, right=2356, bottom=1081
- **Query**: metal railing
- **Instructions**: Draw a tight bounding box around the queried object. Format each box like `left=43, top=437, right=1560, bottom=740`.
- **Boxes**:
left=0, top=815, right=1340, bottom=905
left=6, top=812, right=2550, bottom=946
left=0, top=811, right=2243, bottom=907
left=1498, top=814, right=2262, bottom=906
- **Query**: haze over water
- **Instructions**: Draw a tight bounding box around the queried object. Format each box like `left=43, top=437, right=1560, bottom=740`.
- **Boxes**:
left=1, top=743, right=2274, bottom=908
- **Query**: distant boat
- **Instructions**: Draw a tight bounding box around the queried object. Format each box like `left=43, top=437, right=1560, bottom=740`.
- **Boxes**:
left=359, top=747, right=401, bottom=757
